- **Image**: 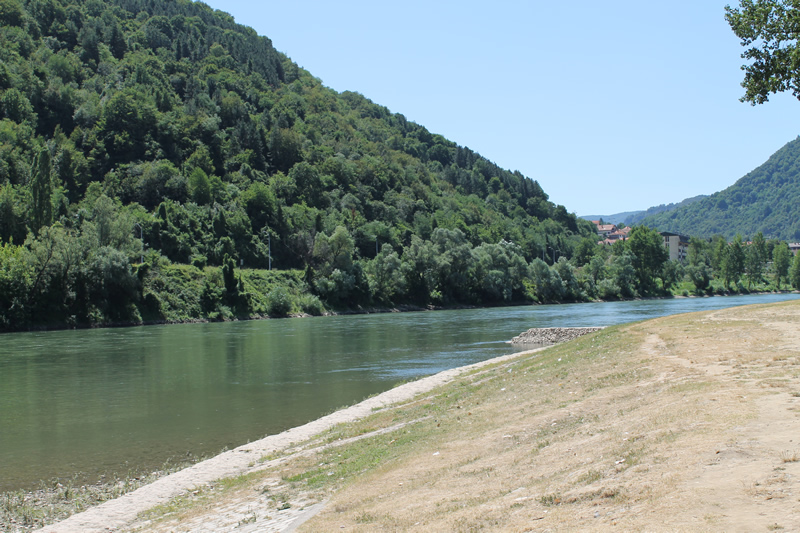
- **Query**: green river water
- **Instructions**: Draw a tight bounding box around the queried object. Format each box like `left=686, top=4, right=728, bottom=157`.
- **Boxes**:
left=1, top=293, right=798, bottom=491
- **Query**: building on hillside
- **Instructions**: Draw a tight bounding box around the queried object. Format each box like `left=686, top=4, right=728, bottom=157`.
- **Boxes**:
left=661, top=232, right=689, bottom=263
left=597, top=224, right=631, bottom=246
left=608, top=226, right=631, bottom=241
left=594, top=223, right=617, bottom=237
left=789, top=243, right=800, bottom=256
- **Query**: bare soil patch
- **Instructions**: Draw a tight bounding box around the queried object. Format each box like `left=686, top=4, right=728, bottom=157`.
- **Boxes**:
left=40, top=300, right=800, bottom=532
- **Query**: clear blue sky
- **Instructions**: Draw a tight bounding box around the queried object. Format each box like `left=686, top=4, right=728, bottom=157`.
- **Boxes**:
left=202, top=0, right=800, bottom=216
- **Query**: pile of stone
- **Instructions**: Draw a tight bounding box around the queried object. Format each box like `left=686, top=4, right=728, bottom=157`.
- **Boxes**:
left=510, top=327, right=604, bottom=345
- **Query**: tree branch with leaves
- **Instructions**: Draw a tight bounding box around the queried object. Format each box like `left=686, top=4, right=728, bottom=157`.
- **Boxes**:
left=726, top=0, right=800, bottom=104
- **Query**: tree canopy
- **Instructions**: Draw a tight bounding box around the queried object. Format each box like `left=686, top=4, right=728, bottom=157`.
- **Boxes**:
left=726, top=0, right=800, bottom=105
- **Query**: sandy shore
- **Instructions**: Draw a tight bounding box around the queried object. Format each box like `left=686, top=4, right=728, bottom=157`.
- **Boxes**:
left=38, top=348, right=543, bottom=533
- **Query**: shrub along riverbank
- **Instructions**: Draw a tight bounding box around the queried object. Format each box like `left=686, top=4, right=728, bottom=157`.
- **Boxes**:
left=2, top=236, right=799, bottom=335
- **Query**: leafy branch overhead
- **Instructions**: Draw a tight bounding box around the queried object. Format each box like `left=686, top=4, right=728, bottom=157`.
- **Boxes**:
left=726, top=0, right=800, bottom=104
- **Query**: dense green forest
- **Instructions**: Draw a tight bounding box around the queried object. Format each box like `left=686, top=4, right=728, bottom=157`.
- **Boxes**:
left=0, top=0, right=601, bottom=329
left=1, top=0, right=798, bottom=332
left=639, top=137, right=800, bottom=241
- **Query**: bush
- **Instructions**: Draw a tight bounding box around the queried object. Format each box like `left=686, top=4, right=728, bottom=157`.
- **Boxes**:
left=266, top=286, right=293, bottom=317
left=597, top=279, right=620, bottom=300
left=297, top=293, right=325, bottom=316
left=191, top=254, right=207, bottom=269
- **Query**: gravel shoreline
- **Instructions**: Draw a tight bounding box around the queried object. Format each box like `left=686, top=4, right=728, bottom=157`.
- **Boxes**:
left=510, top=326, right=604, bottom=345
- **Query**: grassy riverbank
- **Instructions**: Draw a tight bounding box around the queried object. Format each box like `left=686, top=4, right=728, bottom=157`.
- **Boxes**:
left=28, top=299, right=800, bottom=532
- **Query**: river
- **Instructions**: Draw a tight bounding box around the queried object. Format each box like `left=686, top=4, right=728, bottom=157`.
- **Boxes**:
left=1, top=293, right=798, bottom=492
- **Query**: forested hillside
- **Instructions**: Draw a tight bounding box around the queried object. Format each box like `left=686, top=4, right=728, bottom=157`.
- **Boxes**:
left=622, top=195, right=707, bottom=227
left=640, top=137, right=800, bottom=240
left=580, top=195, right=706, bottom=227
left=0, top=0, right=597, bottom=329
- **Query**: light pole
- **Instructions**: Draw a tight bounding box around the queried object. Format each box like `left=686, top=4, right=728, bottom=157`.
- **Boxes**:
left=548, top=246, right=561, bottom=264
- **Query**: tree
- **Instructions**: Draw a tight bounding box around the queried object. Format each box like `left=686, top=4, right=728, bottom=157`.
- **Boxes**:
left=188, top=167, right=211, bottom=205
left=686, top=236, right=712, bottom=293
left=720, top=235, right=746, bottom=289
left=573, top=237, right=598, bottom=267
left=726, top=1, right=800, bottom=104
left=789, top=249, right=800, bottom=289
left=752, top=231, right=767, bottom=263
left=711, top=236, right=728, bottom=272
left=402, top=235, right=438, bottom=303
left=773, top=242, right=791, bottom=289
left=0, top=241, right=32, bottom=328
left=1, top=88, right=34, bottom=124
left=528, top=258, right=564, bottom=302
left=313, top=226, right=355, bottom=275
left=687, top=237, right=709, bottom=267
left=0, top=183, right=25, bottom=243
left=609, top=251, right=637, bottom=298
left=626, top=226, right=668, bottom=294
left=661, top=259, right=684, bottom=292
left=30, top=146, right=53, bottom=235
left=366, top=244, right=408, bottom=303
left=0, top=0, right=25, bottom=27
left=686, top=262, right=713, bottom=293
left=744, top=243, right=764, bottom=288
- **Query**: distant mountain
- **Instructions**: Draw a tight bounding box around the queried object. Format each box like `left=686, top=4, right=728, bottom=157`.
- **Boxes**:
left=622, top=195, right=708, bottom=226
left=579, top=211, right=643, bottom=226
left=638, top=138, right=800, bottom=241
left=581, top=196, right=707, bottom=228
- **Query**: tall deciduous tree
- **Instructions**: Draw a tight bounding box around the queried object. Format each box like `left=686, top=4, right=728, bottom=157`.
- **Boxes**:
left=30, top=146, right=53, bottom=235
left=721, top=235, right=746, bottom=289
left=744, top=243, right=763, bottom=288
left=772, top=242, right=791, bottom=289
left=726, top=1, right=800, bottom=104
left=791, top=250, right=800, bottom=289
left=626, top=226, right=668, bottom=294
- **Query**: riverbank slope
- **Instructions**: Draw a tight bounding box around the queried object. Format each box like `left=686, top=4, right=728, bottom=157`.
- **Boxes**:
left=41, top=300, right=800, bottom=531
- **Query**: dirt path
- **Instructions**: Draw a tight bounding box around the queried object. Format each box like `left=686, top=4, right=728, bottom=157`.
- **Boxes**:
left=41, top=301, right=800, bottom=532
